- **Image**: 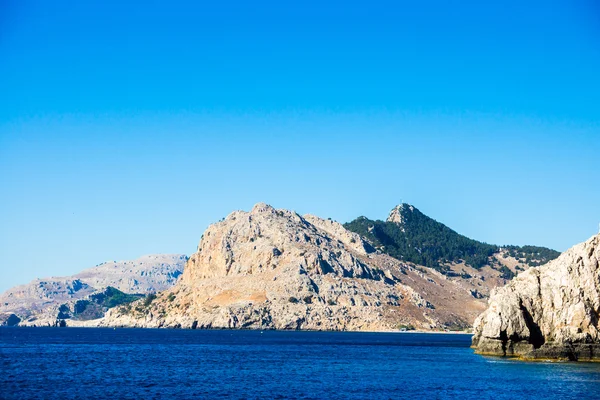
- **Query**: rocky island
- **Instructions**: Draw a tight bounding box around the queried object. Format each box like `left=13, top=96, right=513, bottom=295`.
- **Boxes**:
left=1, top=203, right=562, bottom=333
left=97, top=203, right=554, bottom=331
left=472, top=234, right=600, bottom=361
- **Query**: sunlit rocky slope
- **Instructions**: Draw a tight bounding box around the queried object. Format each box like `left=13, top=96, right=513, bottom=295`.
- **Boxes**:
left=472, top=234, right=600, bottom=361
left=98, top=203, right=548, bottom=331
left=0, top=254, right=186, bottom=326
left=2, top=203, right=561, bottom=331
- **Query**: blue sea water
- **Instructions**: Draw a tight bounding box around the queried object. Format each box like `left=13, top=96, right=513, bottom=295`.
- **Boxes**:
left=1, top=328, right=599, bottom=399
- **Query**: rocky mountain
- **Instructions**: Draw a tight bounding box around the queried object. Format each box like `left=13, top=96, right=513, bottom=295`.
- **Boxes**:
left=0, top=254, right=187, bottom=326
left=472, top=234, right=600, bottom=361
left=73, top=254, right=186, bottom=293
left=97, top=203, right=536, bottom=331
left=345, top=204, right=559, bottom=274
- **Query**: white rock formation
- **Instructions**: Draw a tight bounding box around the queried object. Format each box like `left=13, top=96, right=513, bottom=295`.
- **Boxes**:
left=472, top=234, right=600, bottom=361
left=100, top=203, right=491, bottom=331
left=74, top=254, right=186, bottom=293
left=387, top=204, right=414, bottom=227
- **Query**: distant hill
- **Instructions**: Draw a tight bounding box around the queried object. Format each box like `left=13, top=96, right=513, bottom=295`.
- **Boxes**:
left=0, top=254, right=187, bottom=326
left=344, top=204, right=560, bottom=274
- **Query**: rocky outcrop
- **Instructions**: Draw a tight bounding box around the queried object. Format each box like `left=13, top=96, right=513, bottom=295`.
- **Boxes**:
left=472, top=234, right=600, bottom=361
left=386, top=203, right=414, bottom=227
left=0, top=254, right=186, bottom=326
left=100, top=203, right=494, bottom=331
left=73, top=254, right=186, bottom=293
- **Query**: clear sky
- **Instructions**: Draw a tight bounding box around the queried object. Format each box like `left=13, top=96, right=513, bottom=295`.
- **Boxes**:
left=1, top=0, right=599, bottom=292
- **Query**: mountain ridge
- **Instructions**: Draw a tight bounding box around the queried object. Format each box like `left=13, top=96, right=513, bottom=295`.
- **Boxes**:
left=95, top=203, right=541, bottom=331
left=1, top=203, right=562, bottom=331
left=344, top=203, right=559, bottom=273
left=0, top=254, right=187, bottom=326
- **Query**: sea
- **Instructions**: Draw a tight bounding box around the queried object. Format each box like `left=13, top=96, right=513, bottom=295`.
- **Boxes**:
left=1, top=328, right=599, bottom=399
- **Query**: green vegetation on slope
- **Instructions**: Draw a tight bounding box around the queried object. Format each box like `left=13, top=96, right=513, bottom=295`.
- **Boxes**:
left=69, top=286, right=144, bottom=321
left=503, top=245, right=560, bottom=267
left=343, top=204, right=559, bottom=274
left=89, top=286, right=144, bottom=309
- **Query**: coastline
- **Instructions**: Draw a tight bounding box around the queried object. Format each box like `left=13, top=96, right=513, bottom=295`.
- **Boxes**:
left=1, top=324, right=473, bottom=335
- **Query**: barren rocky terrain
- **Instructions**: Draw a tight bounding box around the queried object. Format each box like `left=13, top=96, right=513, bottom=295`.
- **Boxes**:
left=2, top=203, right=563, bottom=333
left=97, top=203, right=536, bottom=331
left=472, top=234, right=600, bottom=361
left=0, top=254, right=186, bottom=326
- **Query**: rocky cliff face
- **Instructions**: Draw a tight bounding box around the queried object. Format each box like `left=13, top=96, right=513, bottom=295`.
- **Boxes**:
left=472, top=234, right=600, bottom=361
left=73, top=254, right=186, bottom=293
left=100, top=203, right=498, bottom=331
left=387, top=203, right=414, bottom=227
left=0, top=254, right=186, bottom=326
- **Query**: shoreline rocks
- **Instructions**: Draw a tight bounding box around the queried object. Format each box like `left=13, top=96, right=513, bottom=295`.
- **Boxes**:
left=472, top=234, right=600, bottom=361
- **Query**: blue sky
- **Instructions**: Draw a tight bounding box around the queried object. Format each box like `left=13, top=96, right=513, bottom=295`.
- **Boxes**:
left=1, top=1, right=599, bottom=292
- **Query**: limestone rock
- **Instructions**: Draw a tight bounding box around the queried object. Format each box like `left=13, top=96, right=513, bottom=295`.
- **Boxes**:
left=0, top=254, right=186, bottom=326
left=472, top=234, right=600, bottom=361
left=74, top=254, right=186, bottom=293
left=387, top=203, right=415, bottom=227
left=100, top=203, right=491, bottom=331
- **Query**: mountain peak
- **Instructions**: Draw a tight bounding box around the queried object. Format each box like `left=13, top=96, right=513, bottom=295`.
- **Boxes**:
left=387, top=203, right=417, bottom=225
left=346, top=204, right=560, bottom=273
left=101, top=203, right=496, bottom=331
left=251, top=202, right=276, bottom=214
